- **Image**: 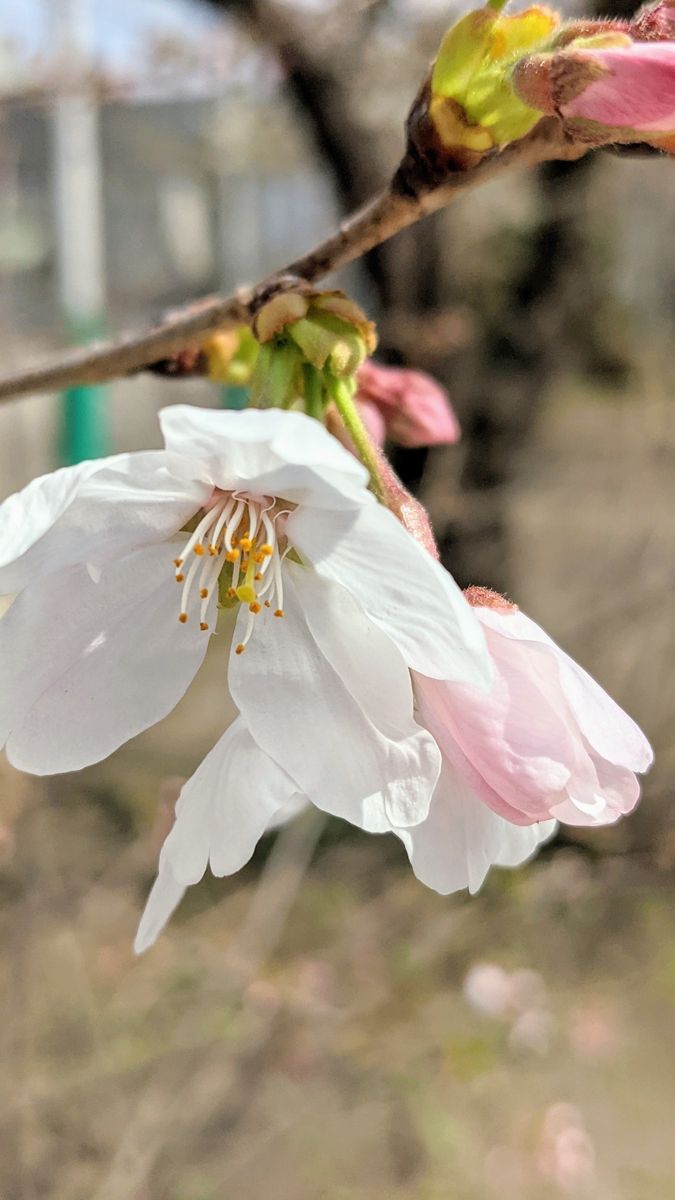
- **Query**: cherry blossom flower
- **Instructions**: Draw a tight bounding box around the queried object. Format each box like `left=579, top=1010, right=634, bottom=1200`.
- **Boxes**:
left=0, top=406, right=495, bottom=947
left=397, top=588, right=652, bottom=896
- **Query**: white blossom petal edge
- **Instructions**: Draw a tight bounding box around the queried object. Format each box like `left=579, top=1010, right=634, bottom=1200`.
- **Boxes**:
left=135, top=719, right=301, bottom=953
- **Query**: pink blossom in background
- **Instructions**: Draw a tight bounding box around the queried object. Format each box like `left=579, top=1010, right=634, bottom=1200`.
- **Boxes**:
left=355, top=359, right=461, bottom=448
left=562, top=41, right=675, bottom=132
left=463, top=962, right=515, bottom=1018
left=413, top=588, right=652, bottom=834
left=568, top=1002, right=623, bottom=1060
left=537, top=1104, right=596, bottom=1195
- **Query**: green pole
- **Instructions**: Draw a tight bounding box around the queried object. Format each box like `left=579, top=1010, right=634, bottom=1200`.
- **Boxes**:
left=59, top=316, right=108, bottom=465
left=60, top=385, right=108, bottom=465
left=51, top=0, right=108, bottom=466
left=220, top=385, right=248, bottom=410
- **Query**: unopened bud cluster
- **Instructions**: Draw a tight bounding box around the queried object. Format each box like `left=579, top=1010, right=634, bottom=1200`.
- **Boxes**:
left=250, top=286, right=377, bottom=419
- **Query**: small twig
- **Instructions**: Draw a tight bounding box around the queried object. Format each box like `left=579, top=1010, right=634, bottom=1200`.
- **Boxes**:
left=0, top=124, right=590, bottom=405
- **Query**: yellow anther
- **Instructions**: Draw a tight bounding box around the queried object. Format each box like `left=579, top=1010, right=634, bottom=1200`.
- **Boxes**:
left=235, top=643, right=246, bottom=655
left=199, top=587, right=209, bottom=599
left=255, top=572, right=263, bottom=582
left=179, top=612, right=188, bottom=624
left=249, top=601, right=261, bottom=615
left=175, top=573, right=185, bottom=582
left=208, top=544, right=219, bottom=557
left=173, top=558, right=183, bottom=568
left=194, top=544, right=205, bottom=556
left=253, top=552, right=264, bottom=565
left=260, top=544, right=273, bottom=556
left=225, top=548, right=240, bottom=563
left=200, top=621, right=209, bottom=631
left=274, top=609, right=284, bottom=618
left=239, top=536, right=252, bottom=552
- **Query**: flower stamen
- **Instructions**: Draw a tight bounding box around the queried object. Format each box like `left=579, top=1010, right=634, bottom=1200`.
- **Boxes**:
left=174, top=491, right=291, bottom=643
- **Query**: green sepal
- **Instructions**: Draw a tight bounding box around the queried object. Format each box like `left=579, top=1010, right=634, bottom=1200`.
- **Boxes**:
left=287, top=318, right=338, bottom=372
left=250, top=340, right=301, bottom=409
left=313, top=311, right=369, bottom=376
left=464, top=67, right=544, bottom=142
left=302, top=364, right=325, bottom=420
left=432, top=8, right=497, bottom=100
left=226, top=326, right=260, bottom=385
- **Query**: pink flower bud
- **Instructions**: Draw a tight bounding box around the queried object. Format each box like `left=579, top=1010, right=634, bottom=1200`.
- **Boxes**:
left=355, top=359, right=461, bottom=449
left=562, top=41, right=675, bottom=133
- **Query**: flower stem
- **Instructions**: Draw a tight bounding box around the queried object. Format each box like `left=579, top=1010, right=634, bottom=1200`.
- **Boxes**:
left=303, top=365, right=323, bottom=420
left=330, top=378, right=386, bottom=502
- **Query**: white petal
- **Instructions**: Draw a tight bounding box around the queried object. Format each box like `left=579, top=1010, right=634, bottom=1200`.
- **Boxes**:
left=134, top=867, right=186, bottom=955
left=0, top=451, right=210, bottom=595
left=161, top=719, right=298, bottom=885
left=266, top=793, right=311, bottom=832
left=477, top=607, right=653, bottom=773
left=493, top=816, right=557, bottom=870
left=0, top=457, right=102, bottom=579
left=2, top=541, right=213, bottom=774
left=286, top=501, right=492, bottom=687
left=135, top=719, right=300, bottom=952
left=228, top=561, right=441, bottom=833
left=398, top=760, right=556, bottom=895
left=160, top=405, right=369, bottom=508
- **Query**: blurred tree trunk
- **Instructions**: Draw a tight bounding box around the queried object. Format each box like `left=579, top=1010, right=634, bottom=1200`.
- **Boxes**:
left=435, top=155, right=620, bottom=592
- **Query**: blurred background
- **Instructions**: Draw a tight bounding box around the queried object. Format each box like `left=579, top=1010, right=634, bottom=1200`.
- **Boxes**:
left=0, top=1, right=674, bottom=1197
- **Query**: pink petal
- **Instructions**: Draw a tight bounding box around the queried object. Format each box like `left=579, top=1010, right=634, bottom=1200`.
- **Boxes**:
left=414, top=602, right=652, bottom=830
left=564, top=44, right=675, bottom=132
left=550, top=758, right=641, bottom=826
left=476, top=607, right=653, bottom=773
left=415, top=661, right=578, bottom=825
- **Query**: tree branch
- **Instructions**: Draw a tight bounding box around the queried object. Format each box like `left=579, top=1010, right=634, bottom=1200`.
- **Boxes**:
left=0, top=126, right=588, bottom=405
